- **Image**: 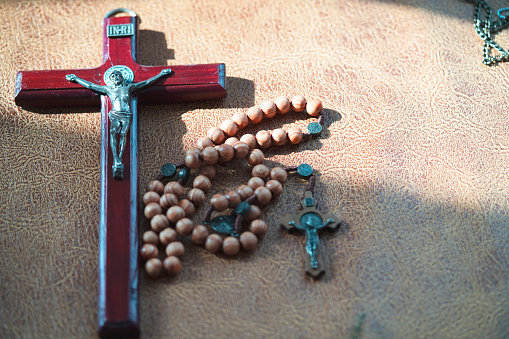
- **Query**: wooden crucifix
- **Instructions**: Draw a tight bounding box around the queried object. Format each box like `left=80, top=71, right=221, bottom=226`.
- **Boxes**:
left=14, top=9, right=226, bottom=338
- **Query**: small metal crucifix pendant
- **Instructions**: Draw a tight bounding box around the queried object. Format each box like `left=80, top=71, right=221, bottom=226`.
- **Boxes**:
left=280, top=191, right=341, bottom=278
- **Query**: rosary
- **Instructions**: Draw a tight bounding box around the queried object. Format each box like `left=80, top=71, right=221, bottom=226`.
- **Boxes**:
left=466, top=0, right=509, bottom=65
left=140, top=96, right=341, bottom=279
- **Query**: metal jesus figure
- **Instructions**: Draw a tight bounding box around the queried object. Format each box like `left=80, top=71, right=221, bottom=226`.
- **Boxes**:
left=289, top=214, right=335, bottom=269
left=66, top=66, right=172, bottom=179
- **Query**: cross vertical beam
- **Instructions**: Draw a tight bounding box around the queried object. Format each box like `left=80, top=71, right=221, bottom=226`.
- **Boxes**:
left=97, top=93, right=139, bottom=338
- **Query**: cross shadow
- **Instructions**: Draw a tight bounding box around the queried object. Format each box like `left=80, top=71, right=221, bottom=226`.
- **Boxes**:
left=137, top=30, right=175, bottom=65
left=138, top=29, right=255, bottom=109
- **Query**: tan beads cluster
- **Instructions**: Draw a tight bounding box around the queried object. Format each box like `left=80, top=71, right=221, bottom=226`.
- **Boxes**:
left=203, top=97, right=322, bottom=150
left=188, top=139, right=264, bottom=169
left=141, top=164, right=217, bottom=277
left=141, top=96, right=323, bottom=277
left=196, top=165, right=288, bottom=256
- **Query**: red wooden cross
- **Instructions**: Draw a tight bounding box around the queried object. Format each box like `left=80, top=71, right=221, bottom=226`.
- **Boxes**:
left=15, top=9, right=226, bottom=338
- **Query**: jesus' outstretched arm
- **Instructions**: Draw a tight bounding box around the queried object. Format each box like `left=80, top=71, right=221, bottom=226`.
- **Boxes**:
left=66, top=74, right=107, bottom=94
left=131, top=69, right=172, bottom=90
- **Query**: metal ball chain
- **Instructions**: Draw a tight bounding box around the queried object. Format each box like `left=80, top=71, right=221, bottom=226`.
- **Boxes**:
left=464, top=0, right=509, bottom=65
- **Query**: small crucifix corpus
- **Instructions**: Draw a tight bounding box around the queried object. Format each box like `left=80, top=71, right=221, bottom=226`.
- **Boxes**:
left=15, top=9, right=226, bottom=338
left=280, top=191, right=341, bottom=278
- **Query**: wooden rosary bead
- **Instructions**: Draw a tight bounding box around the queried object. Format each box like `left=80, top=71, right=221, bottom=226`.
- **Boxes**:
left=236, top=185, right=254, bottom=200
left=159, top=227, right=178, bottom=246
left=223, top=236, right=240, bottom=256
left=202, top=146, right=219, bottom=165
left=232, top=112, right=249, bottom=129
left=249, top=219, right=268, bottom=236
left=247, top=149, right=264, bottom=166
left=150, top=214, right=170, bottom=232
left=275, top=96, right=291, bottom=114
left=270, top=167, right=287, bottom=183
left=220, top=119, right=238, bottom=137
left=193, top=175, right=212, bottom=193
left=226, top=191, right=242, bottom=208
left=178, top=199, right=196, bottom=217
left=240, top=134, right=257, bottom=151
left=146, top=180, right=164, bottom=195
left=225, top=137, right=239, bottom=146
left=288, top=127, right=303, bottom=144
left=217, top=144, right=235, bottom=163
left=248, top=177, right=265, bottom=190
left=205, top=234, right=223, bottom=253
left=140, top=243, right=159, bottom=260
left=185, top=149, right=202, bottom=169
left=271, top=128, right=287, bottom=146
left=199, top=164, right=217, bottom=180
left=246, top=205, right=262, bottom=221
left=145, top=258, right=163, bottom=278
left=163, top=256, right=182, bottom=276
left=254, top=187, right=272, bottom=206
left=196, top=136, right=214, bottom=150
left=164, top=181, right=184, bottom=197
left=247, top=106, right=263, bottom=124
left=240, top=231, right=258, bottom=251
left=187, top=188, right=206, bottom=206
left=159, top=193, right=179, bottom=210
left=207, top=126, right=225, bottom=144
left=291, top=95, right=307, bottom=112
left=142, top=230, right=159, bottom=246
left=165, top=241, right=185, bottom=257
left=176, top=218, right=194, bottom=236
left=233, top=141, right=250, bottom=159
left=255, top=130, right=272, bottom=148
left=252, top=164, right=270, bottom=180
left=166, top=206, right=186, bottom=223
left=260, top=100, right=277, bottom=118
left=210, top=194, right=229, bottom=211
left=143, top=191, right=160, bottom=205
left=306, top=99, right=323, bottom=116
left=265, top=180, right=283, bottom=197
left=191, top=225, right=209, bottom=245
left=145, top=202, right=162, bottom=219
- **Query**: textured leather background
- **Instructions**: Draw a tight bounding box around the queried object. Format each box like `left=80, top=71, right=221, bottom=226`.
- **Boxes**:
left=1, top=0, right=508, bottom=338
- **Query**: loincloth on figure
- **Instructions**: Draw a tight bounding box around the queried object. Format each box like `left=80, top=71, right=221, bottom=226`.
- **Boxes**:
left=108, top=110, right=132, bottom=125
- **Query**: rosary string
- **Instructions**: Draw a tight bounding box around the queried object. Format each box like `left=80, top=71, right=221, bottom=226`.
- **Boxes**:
left=141, top=96, right=326, bottom=277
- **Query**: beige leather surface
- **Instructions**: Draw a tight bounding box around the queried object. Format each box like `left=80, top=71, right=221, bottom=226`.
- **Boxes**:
left=1, top=0, right=508, bottom=338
